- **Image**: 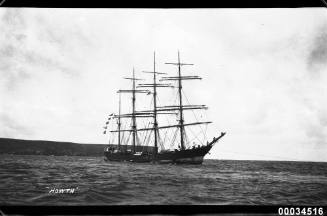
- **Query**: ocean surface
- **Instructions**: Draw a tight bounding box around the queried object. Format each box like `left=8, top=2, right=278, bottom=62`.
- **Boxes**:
left=0, top=154, right=326, bottom=205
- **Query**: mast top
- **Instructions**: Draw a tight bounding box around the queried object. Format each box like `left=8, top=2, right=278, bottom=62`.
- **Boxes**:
left=165, top=52, right=193, bottom=66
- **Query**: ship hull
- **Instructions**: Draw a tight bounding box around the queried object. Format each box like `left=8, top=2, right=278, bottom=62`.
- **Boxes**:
left=104, top=144, right=212, bottom=165
left=104, top=152, right=152, bottom=163
left=104, top=133, right=225, bottom=165
left=154, top=145, right=212, bottom=164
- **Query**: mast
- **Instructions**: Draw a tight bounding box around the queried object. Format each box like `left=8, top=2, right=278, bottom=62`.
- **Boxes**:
left=177, top=52, right=185, bottom=150
left=118, top=92, right=121, bottom=150
left=116, top=69, right=149, bottom=153
left=137, top=52, right=172, bottom=154
left=153, top=52, right=158, bottom=154
left=165, top=51, right=195, bottom=150
left=132, top=68, right=137, bottom=153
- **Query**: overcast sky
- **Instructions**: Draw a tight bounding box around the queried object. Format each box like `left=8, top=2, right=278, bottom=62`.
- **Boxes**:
left=0, top=8, right=327, bottom=162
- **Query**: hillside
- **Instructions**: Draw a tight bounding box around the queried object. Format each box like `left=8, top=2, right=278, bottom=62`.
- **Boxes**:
left=0, top=138, right=106, bottom=156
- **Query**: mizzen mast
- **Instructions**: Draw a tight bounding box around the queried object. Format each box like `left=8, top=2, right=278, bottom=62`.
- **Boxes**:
left=117, top=68, right=149, bottom=153
left=151, top=53, right=159, bottom=155
left=118, top=92, right=121, bottom=149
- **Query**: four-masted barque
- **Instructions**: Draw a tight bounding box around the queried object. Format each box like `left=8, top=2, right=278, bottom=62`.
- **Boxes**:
left=104, top=52, right=225, bottom=164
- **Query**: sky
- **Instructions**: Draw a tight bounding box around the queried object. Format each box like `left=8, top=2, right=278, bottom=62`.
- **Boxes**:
left=0, top=8, right=327, bottom=162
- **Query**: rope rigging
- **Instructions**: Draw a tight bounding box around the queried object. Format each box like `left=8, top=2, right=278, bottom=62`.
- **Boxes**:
left=182, top=88, right=208, bottom=144
left=103, top=52, right=224, bottom=161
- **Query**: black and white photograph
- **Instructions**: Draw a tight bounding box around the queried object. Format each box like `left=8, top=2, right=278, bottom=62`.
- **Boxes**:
left=0, top=6, right=327, bottom=214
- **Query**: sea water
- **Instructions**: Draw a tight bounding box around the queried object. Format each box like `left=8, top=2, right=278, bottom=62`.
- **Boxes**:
left=0, top=154, right=326, bottom=205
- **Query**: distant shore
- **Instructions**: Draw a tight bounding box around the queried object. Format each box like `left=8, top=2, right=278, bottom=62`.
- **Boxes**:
left=0, top=137, right=106, bottom=156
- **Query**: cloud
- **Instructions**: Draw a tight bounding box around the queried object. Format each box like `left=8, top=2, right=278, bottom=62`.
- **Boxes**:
left=0, top=114, right=33, bottom=138
left=303, top=107, right=327, bottom=147
left=307, top=22, right=327, bottom=73
left=2, top=8, right=25, bottom=29
left=0, top=8, right=91, bottom=91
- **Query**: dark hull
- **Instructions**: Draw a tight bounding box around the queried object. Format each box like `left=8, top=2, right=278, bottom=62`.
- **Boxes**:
left=104, top=152, right=152, bottom=163
left=104, top=133, right=226, bottom=165
left=104, top=144, right=212, bottom=164
left=154, top=144, right=212, bottom=164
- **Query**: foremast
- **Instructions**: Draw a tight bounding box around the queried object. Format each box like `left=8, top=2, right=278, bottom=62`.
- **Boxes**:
left=164, top=51, right=201, bottom=150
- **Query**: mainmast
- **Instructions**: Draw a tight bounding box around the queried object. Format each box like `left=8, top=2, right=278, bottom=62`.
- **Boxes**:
left=177, top=52, right=185, bottom=150
left=138, top=52, right=172, bottom=154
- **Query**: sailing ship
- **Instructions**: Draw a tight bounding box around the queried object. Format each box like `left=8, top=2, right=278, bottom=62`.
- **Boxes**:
left=104, top=52, right=226, bottom=164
